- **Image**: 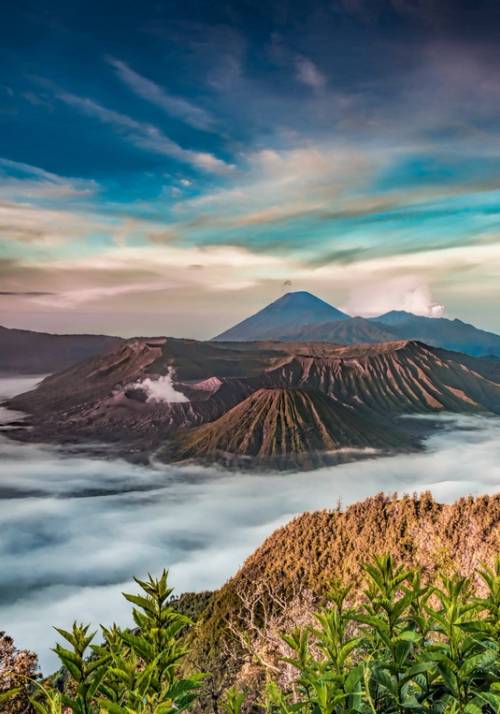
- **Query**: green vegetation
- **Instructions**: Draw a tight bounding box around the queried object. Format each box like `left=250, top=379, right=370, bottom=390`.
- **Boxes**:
left=252, top=555, right=500, bottom=713
left=1, top=556, right=499, bottom=713
left=2, top=571, right=203, bottom=714
left=188, top=493, right=500, bottom=703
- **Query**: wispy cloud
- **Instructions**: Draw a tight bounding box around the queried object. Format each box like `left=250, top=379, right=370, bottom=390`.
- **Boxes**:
left=57, top=91, right=233, bottom=174
left=0, top=158, right=97, bottom=200
left=295, top=56, right=326, bottom=90
left=0, top=200, right=100, bottom=245
left=32, top=282, right=175, bottom=308
left=0, top=291, right=55, bottom=296
left=107, top=58, right=216, bottom=131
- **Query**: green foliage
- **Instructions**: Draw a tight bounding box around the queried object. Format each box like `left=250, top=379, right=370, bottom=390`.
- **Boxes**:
left=29, top=570, right=204, bottom=714
left=247, top=556, right=500, bottom=714
left=97, top=571, right=204, bottom=713
left=224, top=687, right=247, bottom=714
left=3, top=557, right=498, bottom=714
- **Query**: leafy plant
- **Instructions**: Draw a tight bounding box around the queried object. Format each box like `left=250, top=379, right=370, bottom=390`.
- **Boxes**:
left=28, top=570, right=204, bottom=714
left=4, top=558, right=499, bottom=714
left=251, top=556, right=500, bottom=714
left=97, top=571, right=204, bottom=713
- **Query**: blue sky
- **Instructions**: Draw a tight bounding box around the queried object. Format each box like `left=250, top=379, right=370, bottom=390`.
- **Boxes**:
left=2, top=0, right=500, bottom=337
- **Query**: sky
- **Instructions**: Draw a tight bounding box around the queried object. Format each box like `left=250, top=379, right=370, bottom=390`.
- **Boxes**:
left=2, top=0, right=500, bottom=337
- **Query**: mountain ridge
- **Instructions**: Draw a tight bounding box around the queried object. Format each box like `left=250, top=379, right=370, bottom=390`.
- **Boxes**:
left=212, top=292, right=500, bottom=357
left=187, top=492, right=500, bottom=703
left=0, top=324, right=122, bottom=374
left=6, top=337, right=500, bottom=469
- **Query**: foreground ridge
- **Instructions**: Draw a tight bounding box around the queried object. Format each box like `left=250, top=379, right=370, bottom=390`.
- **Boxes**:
left=189, top=492, right=500, bottom=704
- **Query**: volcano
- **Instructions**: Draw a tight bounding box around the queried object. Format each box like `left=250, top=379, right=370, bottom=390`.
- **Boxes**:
left=213, top=291, right=348, bottom=341
left=163, top=387, right=412, bottom=469
left=211, top=291, right=500, bottom=358
left=7, top=337, right=500, bottom=470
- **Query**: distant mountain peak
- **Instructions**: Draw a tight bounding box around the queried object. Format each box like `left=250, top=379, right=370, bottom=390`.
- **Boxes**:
left=274, top=290, right=328, bottom=303
left=213, top=291, right=349, bottom=341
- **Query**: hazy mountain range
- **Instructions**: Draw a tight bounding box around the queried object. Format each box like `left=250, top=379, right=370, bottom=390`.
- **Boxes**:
left=214, top=291, right=500, bottom=358
left=2, top=291, right=500, bottom=376
left=0, top=325, right=121, bottom=374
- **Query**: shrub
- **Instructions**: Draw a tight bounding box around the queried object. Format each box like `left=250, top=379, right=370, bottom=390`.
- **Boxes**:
left=28, top=571, right=204, bottom=714
left=254, top=555, right=500, bottom=713
left=0, top=631, right=39, bottom=714
left=2, top=558, right=499, bottom=713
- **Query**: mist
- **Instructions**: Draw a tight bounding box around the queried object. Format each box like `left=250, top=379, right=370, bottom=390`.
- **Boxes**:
left=1, top=376, right=499, bottom=673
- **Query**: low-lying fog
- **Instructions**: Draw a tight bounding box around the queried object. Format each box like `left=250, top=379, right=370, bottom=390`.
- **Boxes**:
left=1, top=375, right=499, bottom=673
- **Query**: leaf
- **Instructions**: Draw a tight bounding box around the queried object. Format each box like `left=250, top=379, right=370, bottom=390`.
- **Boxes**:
left=438, top=663, right=459, bottom=697
left=475, top=691, right=500, bottom=710
left=0, top=688, right=21, bottom=705
left=98, top=699, right=128, bottom=714
left=397, top=630, right=422, bottom=642
left=371, top=667, right=398, bottom=697
left=122, top=592, right=156, bottom=615
left=460, top=648, right=497, bottom=677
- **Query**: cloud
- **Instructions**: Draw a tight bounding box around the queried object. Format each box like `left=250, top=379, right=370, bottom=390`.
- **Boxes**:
left=0, top=243, right=286, bottom=316
left=342, top=275, right=446, bottom=317
left=0, top=158, right=97, bottom=200
left=0, top=201, right=99, bottom=245
left=108, top=58, right=215, bottom=131
left=0, top=291, right=55, bottom=297
left=56, top=91, right=233, bottom=174
left=295, top=56, right=326, bottom=90
left=173, top=144, right=377, bottom=229
left=31, top=282, right=175, bottom=308
left=0, top=376, right=499, bottom=673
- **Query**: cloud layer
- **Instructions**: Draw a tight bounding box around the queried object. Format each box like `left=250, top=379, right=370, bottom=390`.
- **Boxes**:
left=1, top=376, right=499, bottom=672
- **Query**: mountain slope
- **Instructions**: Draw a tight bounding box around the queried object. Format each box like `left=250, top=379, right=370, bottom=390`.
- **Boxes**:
left=263, top=340, right=500, bottom=416
left=256, top=316, right=398, bottom=344
left=0, top=325, right=121, bottom=374
left=7, top=337, right=500, bottom=468
left=211, top=290, right=500, bottom=356
left=213, top=291, right=348, bottom=341
left=372, top=311, right=500, bottom=357
left=189, top=493, right=500, bottom=701
left=164, top=387, right=411, bottom=469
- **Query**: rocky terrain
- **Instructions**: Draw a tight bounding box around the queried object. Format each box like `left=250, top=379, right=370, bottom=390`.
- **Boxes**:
left=161, top=387, right=414, bottom=469
left=6, top=335, right=500, bottom=469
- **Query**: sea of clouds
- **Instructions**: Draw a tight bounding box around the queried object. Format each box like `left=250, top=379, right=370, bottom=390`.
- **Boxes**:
left=1, top=376, right=499, bottom=673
